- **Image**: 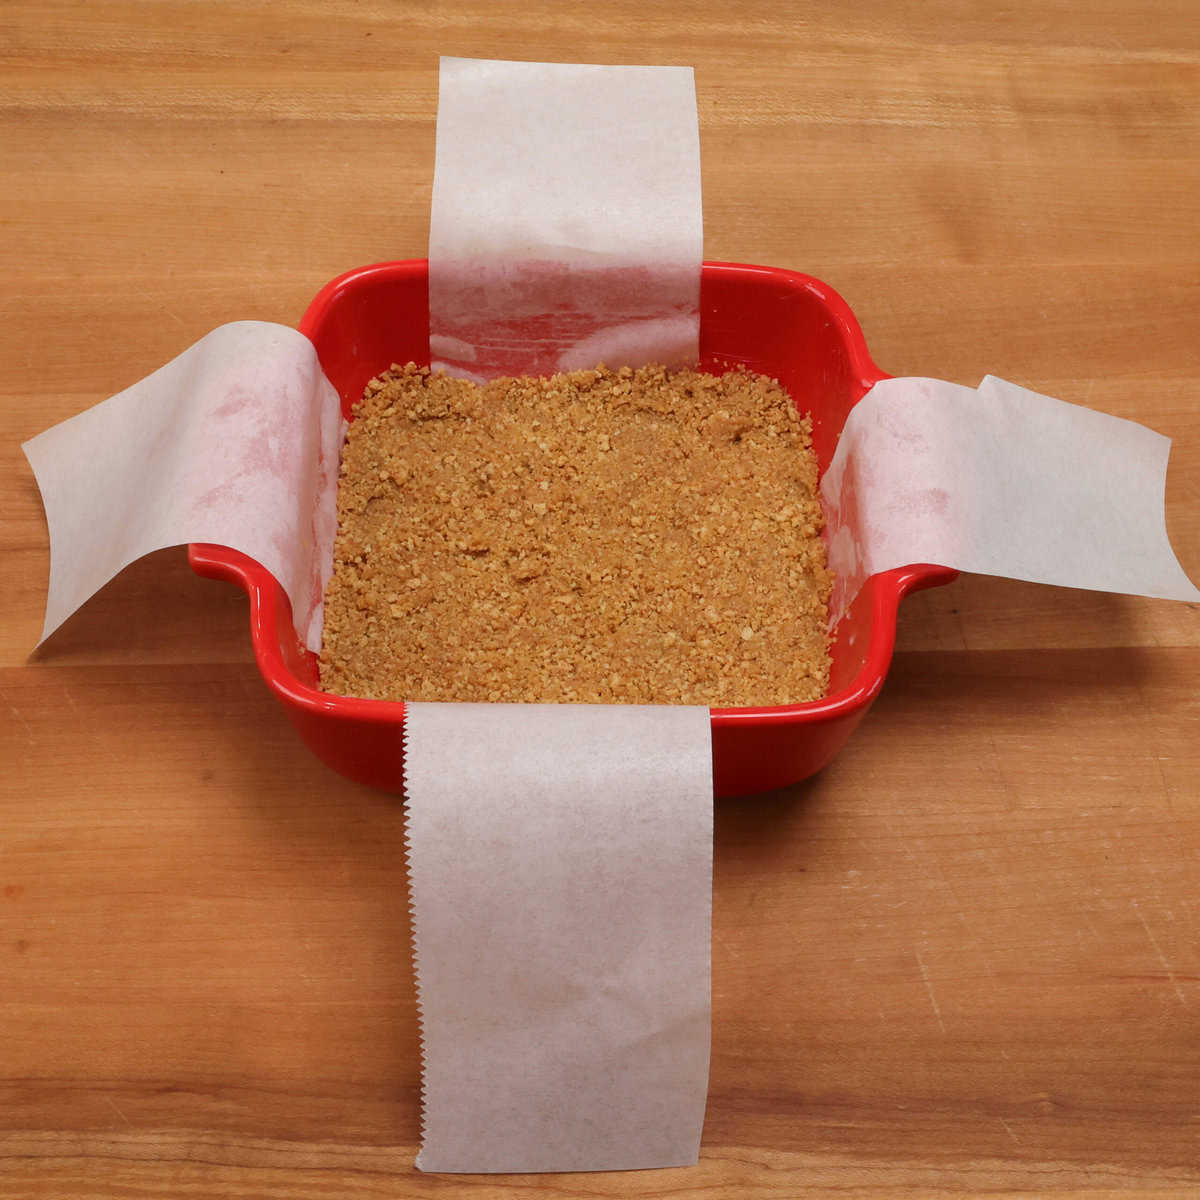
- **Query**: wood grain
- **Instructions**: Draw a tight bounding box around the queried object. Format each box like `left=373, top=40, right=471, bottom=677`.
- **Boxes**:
left=2, top=2, right=1199, bottom=1196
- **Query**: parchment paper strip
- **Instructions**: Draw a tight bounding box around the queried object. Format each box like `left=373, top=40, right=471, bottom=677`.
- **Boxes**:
left=23, top=321, right=342, bottom=651
left=404, top=702, right=713, bottom=1173
left=821, top=374, right=1200, bottom=622
left=428, top=57, right=703, bottom=380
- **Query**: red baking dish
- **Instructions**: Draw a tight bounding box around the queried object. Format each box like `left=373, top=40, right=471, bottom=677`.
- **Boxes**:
left=189, top=260, right=955, bottom=797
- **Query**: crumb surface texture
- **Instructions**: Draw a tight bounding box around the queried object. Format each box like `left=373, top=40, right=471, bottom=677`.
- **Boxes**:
left=319, top=363, right=832, bottom=707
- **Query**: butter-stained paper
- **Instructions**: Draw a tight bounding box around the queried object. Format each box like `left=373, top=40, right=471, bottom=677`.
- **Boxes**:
left=821, top=374, right=1200, bottom=622
left=23, top=322, right=342, bottom=651
left=429, top=57, right=703, bottom=380
left=404, top=703, right=714, bottom=1174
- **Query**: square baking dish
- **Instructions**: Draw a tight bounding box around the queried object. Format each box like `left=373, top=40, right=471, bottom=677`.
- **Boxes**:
left=189, top=260, right=955, bottom=797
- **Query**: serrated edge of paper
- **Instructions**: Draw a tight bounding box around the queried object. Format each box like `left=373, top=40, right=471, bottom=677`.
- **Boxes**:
left=399, top=707, right=430, bottom=1165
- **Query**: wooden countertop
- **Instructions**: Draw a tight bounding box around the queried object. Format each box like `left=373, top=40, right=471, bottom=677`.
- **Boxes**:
left=3, top=3, right=1198, bottom=1196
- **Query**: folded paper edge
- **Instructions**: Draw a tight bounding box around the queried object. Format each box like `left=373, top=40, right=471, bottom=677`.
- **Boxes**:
left=821, top=373, right=1200, bottom=622
left=20, top=322, right=343, bottom=656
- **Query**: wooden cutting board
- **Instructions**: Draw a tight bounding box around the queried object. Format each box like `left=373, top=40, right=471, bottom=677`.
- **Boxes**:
left=2, top=2, right=1198, bottom=1196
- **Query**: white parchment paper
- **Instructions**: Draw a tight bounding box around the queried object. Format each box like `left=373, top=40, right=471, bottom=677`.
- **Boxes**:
left=404, top=703, right=714, bottom=1174
left=23, top=321, right=342, bottom=651
left=428, top=57, right=703, bottom=380
left=821, top=374, right=1200, bottom=622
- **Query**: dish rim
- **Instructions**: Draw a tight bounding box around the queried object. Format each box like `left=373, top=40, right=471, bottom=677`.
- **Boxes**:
left=189, top=258, right=956, bottom=729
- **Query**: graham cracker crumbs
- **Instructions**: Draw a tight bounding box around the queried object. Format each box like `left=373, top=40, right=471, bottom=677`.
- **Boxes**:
left=318, top=362, right=833, bottom=707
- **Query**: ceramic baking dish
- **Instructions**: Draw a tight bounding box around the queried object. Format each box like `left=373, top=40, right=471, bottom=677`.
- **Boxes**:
left=189, top=260, right=955, bottom=796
